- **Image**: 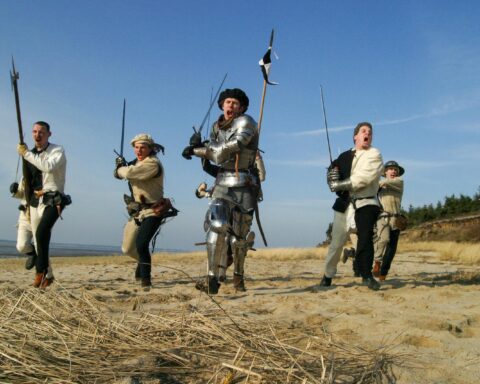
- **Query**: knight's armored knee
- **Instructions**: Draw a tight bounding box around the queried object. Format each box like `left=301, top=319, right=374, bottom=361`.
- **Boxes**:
left=230, top=232, right=255, bottom=277
left=205, top=199, right=231, bottom=281
left=205, top=199, right=230, bottom=234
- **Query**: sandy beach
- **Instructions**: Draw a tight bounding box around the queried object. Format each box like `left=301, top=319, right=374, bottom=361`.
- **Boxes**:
left=1, top=245, right=479, bottom=383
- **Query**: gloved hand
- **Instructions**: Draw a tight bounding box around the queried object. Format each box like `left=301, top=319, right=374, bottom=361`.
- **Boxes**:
left=182, top=145, right=194, bottom=160
left=17, top=143, right=28, bottom=156
left=327, top=166, right=340, bottom=184
left=9, top=182, right=19, bottom=195
left=329, top=178, right=353, bottom=192
left=195, top=182, right=208, bottom=198
left=115, top=156, right=127, bottom=168
left=189, top=130, right=202, bottom=147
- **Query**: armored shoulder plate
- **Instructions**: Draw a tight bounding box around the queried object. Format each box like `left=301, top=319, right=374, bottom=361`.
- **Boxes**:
left=231, top=115, right=257, bottom=146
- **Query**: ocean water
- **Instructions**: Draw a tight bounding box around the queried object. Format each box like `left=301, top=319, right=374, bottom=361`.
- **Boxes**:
left=0, top=239, right=121, bottom=258
left=0, top=239, right=184, bottom=258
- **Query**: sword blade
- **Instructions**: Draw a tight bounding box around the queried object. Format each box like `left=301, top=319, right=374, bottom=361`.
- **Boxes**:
left=198, top=73, right=227, bottom=133
left=320, top=85, right=333, bottom=165
left=120, top=98, right=126, bottom=157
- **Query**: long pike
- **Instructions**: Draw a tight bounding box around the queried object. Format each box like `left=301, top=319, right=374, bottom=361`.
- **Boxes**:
left=11, top=57, right=32, bottom=206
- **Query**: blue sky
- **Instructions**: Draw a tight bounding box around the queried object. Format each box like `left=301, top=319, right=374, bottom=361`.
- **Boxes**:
left=1, top=0, right=479, bottom=250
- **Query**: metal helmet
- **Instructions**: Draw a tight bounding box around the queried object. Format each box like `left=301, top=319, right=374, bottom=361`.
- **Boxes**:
left=384, top=160, right=404, bottom=176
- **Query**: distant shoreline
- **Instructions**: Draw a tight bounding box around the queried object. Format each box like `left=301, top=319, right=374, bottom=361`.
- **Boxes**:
left=0, top=239, right=183, bottom=258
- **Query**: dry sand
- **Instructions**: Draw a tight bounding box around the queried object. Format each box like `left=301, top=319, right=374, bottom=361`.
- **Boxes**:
left=1, top=247, right=479, bottom=383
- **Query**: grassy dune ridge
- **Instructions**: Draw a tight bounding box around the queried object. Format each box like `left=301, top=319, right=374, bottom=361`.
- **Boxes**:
left=397, top=241, right=480, bottom=264
left=0, top=241, right=477, bottom=268
left=1, top=241, right=479, bottom=383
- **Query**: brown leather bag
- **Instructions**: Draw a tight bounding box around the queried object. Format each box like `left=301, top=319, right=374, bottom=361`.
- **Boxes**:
left=152, top=198, right=172, bottom=218
left=395, top=214, right=408, bottom=231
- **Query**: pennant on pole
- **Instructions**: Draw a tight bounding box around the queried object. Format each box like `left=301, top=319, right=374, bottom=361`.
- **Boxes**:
left=259, top=29, right=278, bottom=85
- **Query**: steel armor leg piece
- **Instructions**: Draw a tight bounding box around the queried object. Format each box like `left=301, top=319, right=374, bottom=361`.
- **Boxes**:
left=205, top=199, right=231, bottom=281
left=230, top=209, right=254, bottom=278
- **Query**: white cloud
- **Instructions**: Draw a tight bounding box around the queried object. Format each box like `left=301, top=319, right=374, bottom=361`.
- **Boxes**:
left=269, top=158, right=328, bottom=167
left=400, top=159, right=457, bottom=170
left=281, top=98, right=480, bottom=137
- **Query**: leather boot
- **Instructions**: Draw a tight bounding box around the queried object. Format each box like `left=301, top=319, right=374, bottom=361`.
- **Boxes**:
left=33, top=273, right=45, bottom=288
left=195, top=276, right=220, bottom=295
left=141, top=277, right=152, bottom=290
left=25, top=250, right=37, bottom=270
left=135, top=264, right=141, bottom=281
left=233, top=274, right=246, bottom=292
left=40, top=276, right=55, bottom=289
left=320, top=275, right=332, bottom=287
left=373, top=261, right=381, bottom=277
left=362, top=276, right=380, bottom=291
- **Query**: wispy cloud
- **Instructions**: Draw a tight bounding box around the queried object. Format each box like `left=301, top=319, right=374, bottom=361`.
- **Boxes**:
left=400, top=159, right=458, bottom=170
left=287, top=124, right=353, bottom=137
left=269, top=158, right=328, bottom=167
left=264, top=198, right=332, bottom=208
left=449, top=143, right=480, bottom=161
left=282, top=98, right=480, bottom=137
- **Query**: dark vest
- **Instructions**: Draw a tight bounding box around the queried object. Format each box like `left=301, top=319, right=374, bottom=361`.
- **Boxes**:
left=331, top=149, right=355, bottom=213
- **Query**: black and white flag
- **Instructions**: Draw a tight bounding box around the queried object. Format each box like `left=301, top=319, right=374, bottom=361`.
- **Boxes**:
left=259, top=30, right=278, bottom=85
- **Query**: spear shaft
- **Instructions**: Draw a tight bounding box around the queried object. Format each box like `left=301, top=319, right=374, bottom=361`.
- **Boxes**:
left=257, top=29, right=274, bottom=136
left=11, top=58, right=24, bottom=144
left=10, top=58, right=32, bottom=205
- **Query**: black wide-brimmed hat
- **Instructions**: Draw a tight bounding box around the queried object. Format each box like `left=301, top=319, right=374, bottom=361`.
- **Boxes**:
left=384, top=160, right=405, bottom=176
left=217, top=88, right=249, bottom=112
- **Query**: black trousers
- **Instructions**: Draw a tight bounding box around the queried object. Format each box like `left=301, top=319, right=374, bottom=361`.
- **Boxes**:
left=35, top=205, right=60, bottom=273
left=136, top=216, right=163, bottom=279
left=354, top=205, right=380, bottom=279
left=380, top=229, right=400, bottom=276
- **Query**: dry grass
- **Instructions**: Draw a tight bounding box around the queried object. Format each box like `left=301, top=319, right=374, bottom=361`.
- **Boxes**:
left=1, top=241, right=476, bottom=269
left=397, top=241, right=480, bottom=264
left=0, top=287, right=402, bottom=384
left=247, top=247, right=327, bottom=261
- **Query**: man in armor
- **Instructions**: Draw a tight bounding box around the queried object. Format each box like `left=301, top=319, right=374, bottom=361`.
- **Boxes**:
left=321, top=122, right=384, bottom=291
left=183, top=88, right=260, bottom=294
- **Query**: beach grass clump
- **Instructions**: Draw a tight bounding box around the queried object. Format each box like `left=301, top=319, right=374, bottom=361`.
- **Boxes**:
left=0, top=287, right=401, bottom=383
left=248, top=247, right=327, bottom=261
left=398, top=241, right=480, bottom=265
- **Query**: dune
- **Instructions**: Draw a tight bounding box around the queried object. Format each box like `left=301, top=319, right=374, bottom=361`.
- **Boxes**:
left=0, top=244, right=479, bottom=383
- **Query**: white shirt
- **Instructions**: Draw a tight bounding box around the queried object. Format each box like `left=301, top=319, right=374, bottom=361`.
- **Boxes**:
left=23, top=143, right=66, bottom=193
left=350, top=146, right=383, bottom=209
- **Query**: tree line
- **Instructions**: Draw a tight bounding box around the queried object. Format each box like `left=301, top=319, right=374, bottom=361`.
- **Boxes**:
left=403, top=187, right=480, bottom=227
left=320, top=188, right=480, bottom=245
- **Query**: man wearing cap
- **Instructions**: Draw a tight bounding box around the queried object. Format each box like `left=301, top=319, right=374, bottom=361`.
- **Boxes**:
left=373, top=161, right=405, bottom=281
left=182, top=88, right=259, bottom=294
left=16, top=121, right=68, bottom=288
left=322, top=122, right=384, bottom=291
left=115, top=134, right=171, bottom=289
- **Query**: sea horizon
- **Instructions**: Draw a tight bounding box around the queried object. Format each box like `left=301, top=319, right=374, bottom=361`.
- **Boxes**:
left=0, top=239, right=184, bottom=258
